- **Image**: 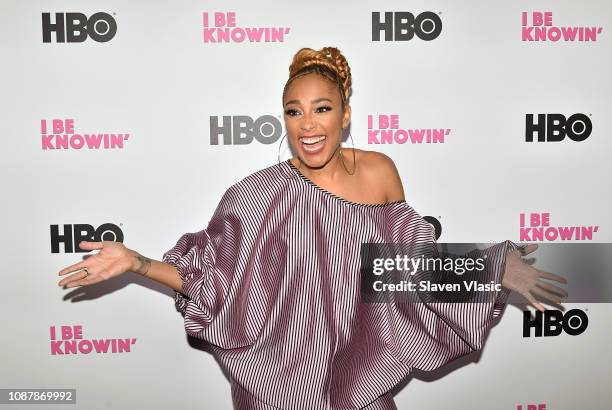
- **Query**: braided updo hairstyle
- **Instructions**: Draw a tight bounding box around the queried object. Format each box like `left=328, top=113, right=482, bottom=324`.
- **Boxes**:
left=282, top=46, right=352, bottom=108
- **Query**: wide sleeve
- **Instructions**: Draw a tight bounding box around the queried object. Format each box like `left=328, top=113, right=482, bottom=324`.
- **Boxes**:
left=384, top=206, right=519, bottom=372
left=161, top=185, right=251, bottom=347
left=162, top=228, right=217, bottom=318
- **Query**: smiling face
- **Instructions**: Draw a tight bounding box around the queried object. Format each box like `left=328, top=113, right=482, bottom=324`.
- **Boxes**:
left=283, top=72, right=351, bottom=169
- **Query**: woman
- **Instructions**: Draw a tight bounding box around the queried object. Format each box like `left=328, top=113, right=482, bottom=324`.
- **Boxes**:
left=57, top=47, right=567, bottom=410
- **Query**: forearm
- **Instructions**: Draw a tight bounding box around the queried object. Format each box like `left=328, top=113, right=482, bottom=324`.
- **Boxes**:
left=130, top=251, right=184, bottom=294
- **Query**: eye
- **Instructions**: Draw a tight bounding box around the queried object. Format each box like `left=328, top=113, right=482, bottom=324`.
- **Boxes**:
left=316, top=106, right=332, bottom=113
left=284, top=108, right=301, bottom=117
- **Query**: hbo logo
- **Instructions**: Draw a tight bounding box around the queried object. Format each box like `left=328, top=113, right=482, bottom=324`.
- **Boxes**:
left=42, top=12, right=117, bottom=43
left=523, top=309, right=588, bottom=337
left=423, top=216, right=442, bottom=241
left=50, top=223, right=124, bottom=253
left=372, top=11, right=442, bottom=41
left=525, top=113, right=592, bottom=142
left=210, top=115, right=282, bottom=145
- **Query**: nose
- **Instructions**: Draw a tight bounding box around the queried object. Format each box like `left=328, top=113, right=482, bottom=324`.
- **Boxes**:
left=300, top=112, right=316, bottom=132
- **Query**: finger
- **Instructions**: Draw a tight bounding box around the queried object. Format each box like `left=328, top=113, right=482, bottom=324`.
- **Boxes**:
left=58, top=261, right=89, bottom=276
left=78, top=241, right=104, bottom=251
left=64, top=276, right=99, bottom=288
left=530, top=287, right=563, bottom=305
left=59, top=270, right=91, bottom=287
left=535, top=280, right=568, bottom=298
left=520, top=243, right=539, bottom=256
left=538, top=269, right=568, bottom=284
left=524, top=291, right=546, bottom=313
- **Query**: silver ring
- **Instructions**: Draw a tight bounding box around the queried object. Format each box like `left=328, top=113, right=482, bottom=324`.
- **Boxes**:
left=83, top=268, right=89, bottom=277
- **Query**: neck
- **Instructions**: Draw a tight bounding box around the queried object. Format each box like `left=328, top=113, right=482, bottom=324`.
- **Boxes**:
left=294, top=146, right=346, bottom=182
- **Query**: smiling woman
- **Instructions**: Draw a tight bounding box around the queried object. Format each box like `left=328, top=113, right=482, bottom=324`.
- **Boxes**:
left=281, top=47, right=407, bottom=206
left=57, top=46, right=568, bottom=410
left=282, top=48, right=352, bottom=172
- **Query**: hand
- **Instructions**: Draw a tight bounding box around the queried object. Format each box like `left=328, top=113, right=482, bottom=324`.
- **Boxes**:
left=501, top=243, right=568, bottom=313
left=57, top=241, right=142, bottom=288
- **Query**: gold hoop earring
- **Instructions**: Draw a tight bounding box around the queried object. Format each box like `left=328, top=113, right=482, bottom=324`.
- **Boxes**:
left=279, top=133, right=302, bottom=180
left=277, top=133, right=287, bottom=165
left=339, top=131, right=356, bottom=175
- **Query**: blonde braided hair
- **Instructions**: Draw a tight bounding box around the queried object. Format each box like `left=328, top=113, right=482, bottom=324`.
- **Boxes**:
left=282, top=46, right=352, bottom=107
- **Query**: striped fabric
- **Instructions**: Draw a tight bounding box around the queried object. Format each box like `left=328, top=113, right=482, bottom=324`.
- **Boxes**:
left=162, top=159, right=518, bottom=410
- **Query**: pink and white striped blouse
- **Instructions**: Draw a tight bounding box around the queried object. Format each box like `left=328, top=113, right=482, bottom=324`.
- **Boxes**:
left=162, top=159, right=518, bottom=410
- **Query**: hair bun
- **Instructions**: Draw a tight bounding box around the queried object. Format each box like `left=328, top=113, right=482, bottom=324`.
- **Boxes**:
left=288, top=46, right=352, bottom=102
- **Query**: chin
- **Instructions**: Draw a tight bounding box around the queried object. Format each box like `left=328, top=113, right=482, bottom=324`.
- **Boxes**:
left=298, top=148, right=333, bottom=168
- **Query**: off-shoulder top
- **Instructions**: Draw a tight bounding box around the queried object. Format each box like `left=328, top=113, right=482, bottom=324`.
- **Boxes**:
left=162, top=159, right=517, bottom=410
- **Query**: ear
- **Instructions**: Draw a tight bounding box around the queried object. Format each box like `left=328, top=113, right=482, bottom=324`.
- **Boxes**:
left=342, top=104, right=352, bottom=129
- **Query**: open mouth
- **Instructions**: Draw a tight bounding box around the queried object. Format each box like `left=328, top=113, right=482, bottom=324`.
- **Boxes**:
left=300, top=135, right=326, bottom=153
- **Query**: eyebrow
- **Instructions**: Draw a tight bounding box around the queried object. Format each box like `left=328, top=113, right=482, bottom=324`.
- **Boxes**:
left=284, top=97, right=333, bottom=107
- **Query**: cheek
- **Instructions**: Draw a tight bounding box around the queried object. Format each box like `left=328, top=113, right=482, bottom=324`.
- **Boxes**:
left=324, top=115, right=344, bottom=132
left=284, top=122, right=300, bottom=142
left=283, top=116, right=295, bottom=128
left=285, top=121, right=299, bottom=133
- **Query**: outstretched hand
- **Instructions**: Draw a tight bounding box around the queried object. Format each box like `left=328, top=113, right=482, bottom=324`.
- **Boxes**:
left=57, top=241, right=138, bottom=288
left=501, top=243, right=568, bottom=312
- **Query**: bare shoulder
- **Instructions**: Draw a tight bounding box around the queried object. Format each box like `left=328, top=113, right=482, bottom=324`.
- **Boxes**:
left=356, top=149, right=405, bottom=203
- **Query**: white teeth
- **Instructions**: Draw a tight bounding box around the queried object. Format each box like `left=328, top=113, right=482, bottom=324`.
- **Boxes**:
left=301, top=135, right=326, bottom=144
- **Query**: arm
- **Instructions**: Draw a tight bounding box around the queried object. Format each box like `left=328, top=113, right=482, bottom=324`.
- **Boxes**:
left=57, top=240, right=185, bottom=295
left=377, top=151, right=567, bottom=312
left=131, top=252, right=184, bottom=294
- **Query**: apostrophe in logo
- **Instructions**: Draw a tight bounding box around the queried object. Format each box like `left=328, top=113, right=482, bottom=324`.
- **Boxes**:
left=50, top=325, right=137, bottom=355
left=202, top=12, right=291, bottom=43
left=372, top=12, right=442, bottom=41
left=525, top=113, right=592, bottom=142
left=522, top=308, right=588, bottom=337
left=209, top=115, right=283, bottom=145
left=50, top=223, right=124, bottom=253
left=521, top=11, right=603, bottom=42
left=42, top=12, right=117, bottom=43
left=40, top=119, right=131, bottom=150
left=367, top=114, right=451, bottom=144
left=519, top=212, right=599, bottom=242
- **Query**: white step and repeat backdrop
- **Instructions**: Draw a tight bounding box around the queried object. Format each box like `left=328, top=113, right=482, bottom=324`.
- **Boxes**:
left=2, top=0, right=611, bottom=409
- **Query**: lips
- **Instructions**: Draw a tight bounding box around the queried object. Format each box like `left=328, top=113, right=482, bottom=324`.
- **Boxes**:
left=300, top=135, right=326, bottom=144
left=300, top=135, right=326, bottom=154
